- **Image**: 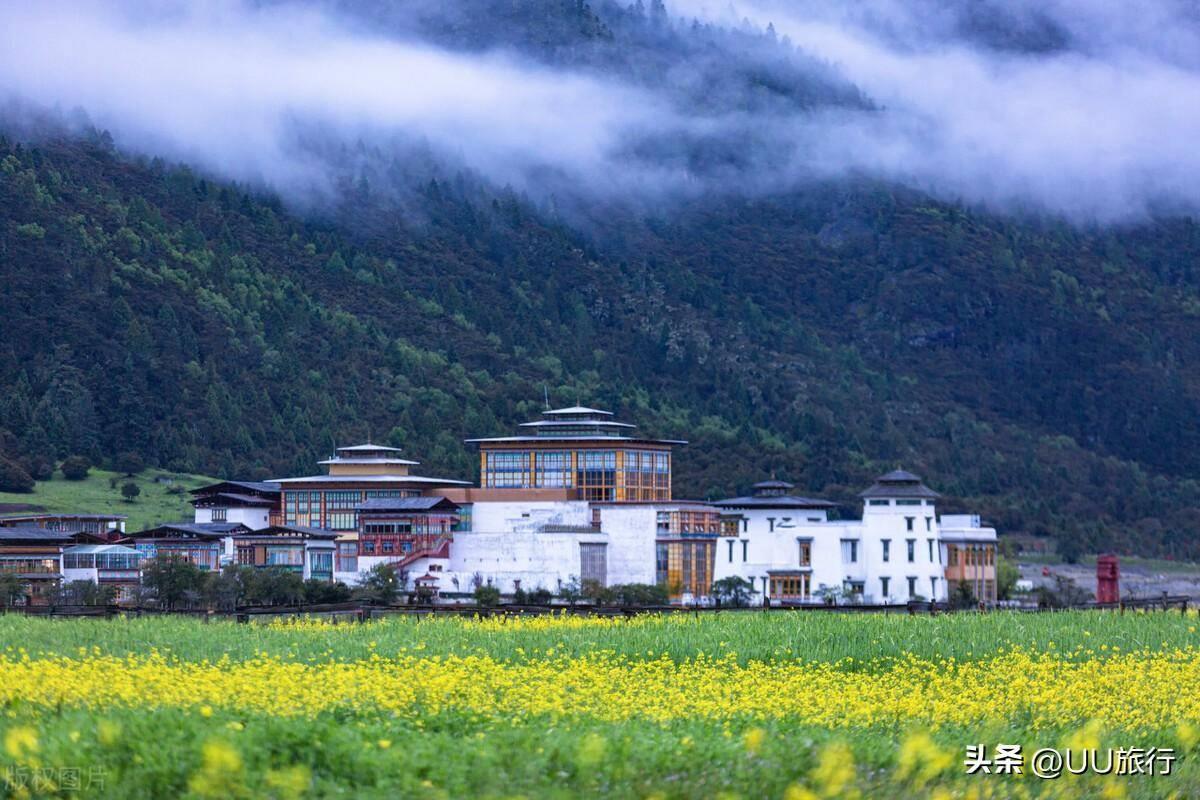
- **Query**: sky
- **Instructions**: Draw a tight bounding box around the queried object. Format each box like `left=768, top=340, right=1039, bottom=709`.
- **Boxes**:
left=1, top=0, right=1199, bottom=223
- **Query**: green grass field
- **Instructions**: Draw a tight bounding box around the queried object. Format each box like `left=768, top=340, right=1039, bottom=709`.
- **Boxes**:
left=0, top=467, right=215, bottom=532
left=0, top=611, right=1198, bottom=798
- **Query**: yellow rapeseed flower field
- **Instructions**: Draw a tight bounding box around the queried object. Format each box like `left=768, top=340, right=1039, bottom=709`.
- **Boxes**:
left=2, top=612, right=1198, bottom=798
left=0, top=646, right=1197, bottom=730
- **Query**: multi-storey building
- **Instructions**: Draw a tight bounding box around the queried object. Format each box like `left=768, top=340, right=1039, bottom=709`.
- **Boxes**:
left=467, top=406, right=683, bottom=501
left=190, top=481, right=281, bottom=529
left=165, top=406, right=1001, bottom=606
left=0, top=527, right=74, bottom=605
left=0, top=513, right=127, bottom=542
left=271, top=444, right=469, bottom=532
left=940, top=515, right=999, bottom=604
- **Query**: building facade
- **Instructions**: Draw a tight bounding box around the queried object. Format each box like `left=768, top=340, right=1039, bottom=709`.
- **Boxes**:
left=467, top=407, right=683, bottom=501
left=191, top=481, right=281, bottom=530
left=271, top=444, right=469, bottom=532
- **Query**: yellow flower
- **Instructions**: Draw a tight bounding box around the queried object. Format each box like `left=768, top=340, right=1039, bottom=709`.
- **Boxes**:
left=576, top=733, right=606, bottom=767
left=3, top=725, right=38, bottom=759
left=199, top=705, right=214, bottom=718
left=265, top=765, right=312, bottom=800
left=783, top=784, right=819, bottom=800
left=895, top=731, right=953, bottom=785
left=378, top=739, right=392, bottom=749
left=744, top=727, right=766, bottom=755
left=189, top=739, right=244, bottom=799
left=811, top=742, right=856, bottom=799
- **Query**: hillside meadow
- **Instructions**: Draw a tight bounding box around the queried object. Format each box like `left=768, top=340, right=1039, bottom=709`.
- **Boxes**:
left=0, top=468, right=214, bottom=532
left=1, top=611, right=1198, bottom=798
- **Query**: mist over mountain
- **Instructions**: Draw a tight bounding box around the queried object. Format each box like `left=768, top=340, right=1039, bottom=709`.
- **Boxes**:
left=1, top=0, right=1199, bottom=558
left=3, top=0, right=1200, bottom=221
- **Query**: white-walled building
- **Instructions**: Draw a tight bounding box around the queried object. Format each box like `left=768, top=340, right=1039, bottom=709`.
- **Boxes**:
left=712, top=472, right=951, bottom=605
left=182, top=407, right=999, bottom=605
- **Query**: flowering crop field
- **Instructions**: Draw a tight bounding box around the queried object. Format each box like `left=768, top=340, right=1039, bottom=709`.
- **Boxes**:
left=1, top=611, right=1199, bottom=798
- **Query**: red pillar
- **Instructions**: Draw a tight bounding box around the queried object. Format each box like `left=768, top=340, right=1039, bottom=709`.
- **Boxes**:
left=1096, top=555, right=1120, bottom=604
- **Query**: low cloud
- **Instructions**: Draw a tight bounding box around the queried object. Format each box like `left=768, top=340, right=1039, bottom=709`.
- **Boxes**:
left=2, top=0, right=1199, bottom=222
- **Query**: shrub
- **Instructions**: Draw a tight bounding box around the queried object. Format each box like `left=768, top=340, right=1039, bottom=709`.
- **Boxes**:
left=0, top=457, right=34, bottom=493
left=353, top=563, right=401, bottom=606
left=114, top=451, right=145, bottom=475
left=60, top=455, right=91, bottom=481
left=474, top=584, right=501, bottom=607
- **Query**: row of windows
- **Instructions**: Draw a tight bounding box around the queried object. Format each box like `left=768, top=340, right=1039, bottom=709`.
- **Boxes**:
left=282, top=490, right=420, bottom=530
left=656, top=510, right=721, bottom=535
left=868, top=499, right=932, bottom=506
left=481, top=449, right=671, bottom=500
left=0, top=558, right=59, bottom=574
left=655, top=540, right=715, bottom=597
left=878, top=576, right=939, bottom=598
left=770, top=574, right=811, bottom=598
left=63, top=553, right=141, bottom=570
left=948, top=545, right=996, bottom=566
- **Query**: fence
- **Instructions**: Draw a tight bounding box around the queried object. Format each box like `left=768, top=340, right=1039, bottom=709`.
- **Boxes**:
left=2, top=594, right=1191, bottom=622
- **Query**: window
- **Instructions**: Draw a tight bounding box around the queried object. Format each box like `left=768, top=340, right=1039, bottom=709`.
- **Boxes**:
left=905, top=516, right=915, bottom=531
left=727, top=539, right=735, bottom=563
left=925, top=517, right=932, bottom=531
left=535, top=451, right=572, bottom=488
left=211, top=508, right=227, bottom=522
left=382, top=541, right=394, bottom=554
left=948, top=546, right=958, bottom=566
left=361, top=540, right=375, bottom=555
left=580, top=543, right=607, bottom=586
left=483, top=451, right=531, bottom=488
left=907, top=576, right=917, bottom=597
left=881, top=539, right=890, bottom=562
left=928, top=539, right=935, bottom=562
left=336, top=542, right=357, bottom=573
left=310, top=551, right=333, bottom=579
left=868, top=499, right=889, bottom=506
left=840, top=539, right=858, bottom=563
left=742, top=540, right=749, bottom=562
left=930, top=576, right=938, bottom=596
left=769, top=574, right=811, bottom=599
left=657, top=511, right=671, bottom=533
left=577, top=451, right=617, bottom=501
left=797, top=540, right=811, bottom=567
left=880, top=576, right=890, bottom=598
left=906, top=539, right=916, bottom=562
left=896, top=499, right=921, bottom=506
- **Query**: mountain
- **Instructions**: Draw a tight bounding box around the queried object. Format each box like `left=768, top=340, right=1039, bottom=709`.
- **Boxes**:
left=1, top=1, right=1199, bottom=558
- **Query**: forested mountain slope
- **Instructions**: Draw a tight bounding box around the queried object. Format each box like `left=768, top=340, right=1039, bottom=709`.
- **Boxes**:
left=2, top=0, right=1200, bottom=558
left=2, top=134, right=1199, bottom=558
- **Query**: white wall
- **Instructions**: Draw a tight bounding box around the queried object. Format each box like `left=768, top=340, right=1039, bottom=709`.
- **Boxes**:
left=194, top=507, right=270, bottom=530
left=861, top=499, right=946, bottom=602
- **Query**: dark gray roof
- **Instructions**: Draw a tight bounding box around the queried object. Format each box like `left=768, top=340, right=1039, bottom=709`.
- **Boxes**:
left=752, top=479, right=795, bottom=490
left=0, top=512, right=128, bottom=522
left=711, top=495, right=836, bottom=509
left=0, top=526, right=75, bottom=544
left=130, top=522, right=247, bottom=539
left=190, top=480, right=280, bottom=496
left=859, top=469, right=941, bottom=499
left=357, top=497, right=459, bottom=512
left=544, top=406, right=613, bottom=416
left=197, top=492, right=275, bottom=507
left=236, top=525, right=340, bottom=540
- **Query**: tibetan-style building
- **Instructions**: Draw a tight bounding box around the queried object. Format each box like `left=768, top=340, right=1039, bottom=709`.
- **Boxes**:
left=0, top=513, right=127, bottom=542
left=270, top=444, right=469, bottom=532
left=190, top=481, right=281, bottom=529
left=0, top=527, right=74, bottom=605
left=466, top=406, right=685, bottom=501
